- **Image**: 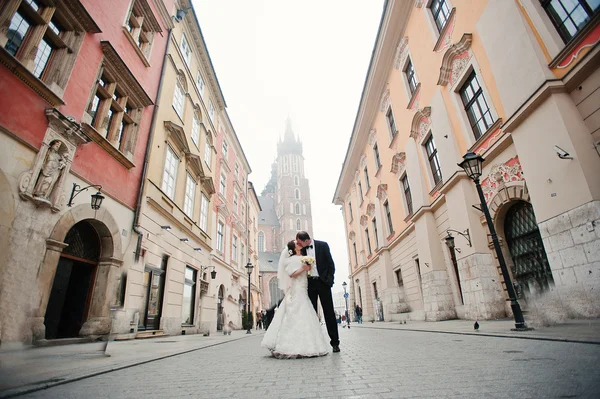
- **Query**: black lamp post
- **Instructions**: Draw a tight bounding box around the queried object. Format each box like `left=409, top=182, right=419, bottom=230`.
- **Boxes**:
left=68, top=183, right=104, bottom=209
left=342, top=281, right=350, bottom=329
left=458, top=152, right=529, bottom=330
left=245, top=261, right=254, bottom=334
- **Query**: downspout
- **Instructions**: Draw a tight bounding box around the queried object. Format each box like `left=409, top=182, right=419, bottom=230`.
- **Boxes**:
left=133, top=27, right=173, bottom=262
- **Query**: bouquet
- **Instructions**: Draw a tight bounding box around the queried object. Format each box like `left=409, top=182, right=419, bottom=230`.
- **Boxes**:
left=301, top=256, right=315, bottom=277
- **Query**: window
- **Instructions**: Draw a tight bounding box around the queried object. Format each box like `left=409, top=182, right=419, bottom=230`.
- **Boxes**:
left=365, top=227, right=372, bottom=255
left=173, top=81, right=185, bottom=118
left=290, top=202, right=294, bottom=214
left=373, top=143, right=381, bottom=170
left=402, top=176, right=413, bottom=215
left=364, top=167, right=370, bottom=190
left=296, top=219, right=301, bottom=231
left=258, top=232, right=265, bottom=252
left=204, top=136, right=212, bottom=166
left=182, top=266, right=197, bottom=325
left=200, top=193, right=209, bottom=231
left=220, top=173, right=226, bottom=195
left=162, top=146, right=178, bottom=199
left=430, top=0, right=451, bottom=32
left=293, top=157, right=298, bottom=172
left=196, top=71, right=205, bottom=96
left=424, top=136, right=442, bottom=186
left=358, top=182, right=364, bottom=203
left=405, top=59, right=419, bottom=96
left=234, top=164, right=239, bottom=179
left=217, top=222, right=224, bottom=252
left=124, top=0, right=158, bottom=61
left=459, top=71, right=494, bottom=140
left=353, top=242, right=358, bottom=265
left=295, top=203, right=301, bottom=215
left=384, top=200, right=393, bottom=235
left=542, top=0, right=599, bottom=43
left=295, top=189, right=300, bottom=200
left=184, top=173, right=195, bottom=216
left=208, top=100, right=215, bottom=121
left=240, top=243, right=245, bottom=264
left=396, top=269, right=403, bottom=288
left=372, top=218, right=379, bottom=249
left=386, top=107, right=397, bottom=139
left=289, top=218, right=293, bottom=230
left=294, top=176, right=299, bottom=186
left=191, top=115, right=200, bottom=147
left=233, top=191, right=239, bottom=213
left=222, top=141, right=228, bottom=159
left=180, top=33, right=192, bottom=65
left=348, top=201, right=353, bottom=221
left=232, top=236, right=238, bottom=262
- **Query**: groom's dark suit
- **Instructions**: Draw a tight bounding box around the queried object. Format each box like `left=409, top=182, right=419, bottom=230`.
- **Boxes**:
left=303, top=240, right=339, bottom=348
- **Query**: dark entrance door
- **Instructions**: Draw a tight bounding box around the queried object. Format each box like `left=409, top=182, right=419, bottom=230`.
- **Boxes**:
left=504, top=201, right=554, bottom=299
left=217, top=286, right=224, bottom=331
left=139, top=255, right=167, bottom=331
left=45, top=221, right=99, bottom=339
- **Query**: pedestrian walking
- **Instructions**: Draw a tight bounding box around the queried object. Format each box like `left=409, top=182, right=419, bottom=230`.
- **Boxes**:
left=355, top=304, right=363, bottom=324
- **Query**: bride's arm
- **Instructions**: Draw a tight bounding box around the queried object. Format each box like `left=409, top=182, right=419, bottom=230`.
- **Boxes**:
left=286, top=258, right=310, bottom=278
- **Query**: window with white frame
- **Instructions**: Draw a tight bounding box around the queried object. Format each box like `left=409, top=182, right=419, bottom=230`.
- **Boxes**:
left=295, top=203, right=300, bottom=215
left=542, top=0, right=599, bottom=43
left=258, top=231, right=265, bottom=252
left=295, top=189, right=300, bottom=200
left=401, top=175, right=413, bottom=215
left=208, top=100, right=215, bottom=121
left=232, top=235, right=238, bottom=262
left=405, top=58, right=418, bottom=96
left=173, top=80, right=185, bottom=118
left=424, top=135, right=442, bottom=186
left=296, top=219, right=301, bottom=231
left=180, top=33, right=192, bottom=66
left=200, top=193, right=209, bottom=231
left=430, top=0, right=451, bottom=33
left=162, top=146, right=178, bottom=199
left=240, top=243, right=245, bottom=263
left=220, top=173, right=226, bottom=195
left=294, top=175, right=299, bottom=186
left=204, top=137, right=211, bottom=166
left=196, top=71, right=205, bottom=96
left=459, top=71, right=494, bottom=140
left=233, top=191, right=239, bottom=213
left=365, top=227, right=372, bottom=255
left=373, top=143, right=381, bottom=170
left=183, top=173, right=195, bottom=216
left=234, top=164, right=239, bottom=179
left=191, top=114, right=200, bottom=146
left=217, top=221, right=224, bottom=252
left=222, top=141, right=228, bottom=159
left=372, top=218, right=379, bottom=249
left=384, top=200, right=393, bottom=235
left=386, top=107, right=397, bottom=140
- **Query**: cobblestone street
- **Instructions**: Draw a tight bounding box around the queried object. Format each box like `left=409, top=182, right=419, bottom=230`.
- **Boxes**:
left=20, top=325, right=600, bottom=398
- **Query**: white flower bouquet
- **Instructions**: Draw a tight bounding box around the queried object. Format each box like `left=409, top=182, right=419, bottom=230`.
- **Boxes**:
left=301, top=256, right=315, bottom=277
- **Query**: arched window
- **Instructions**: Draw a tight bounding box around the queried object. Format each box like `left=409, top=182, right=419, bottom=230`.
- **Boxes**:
left=295, top=203, right=300, bottom=215
left=294, top=176, right=299, bottom=186
left=295, top=189, right=300, bottom=200
left=258, top=231, right=265, bottom=252
left=296, top=219, right=301, bottom=231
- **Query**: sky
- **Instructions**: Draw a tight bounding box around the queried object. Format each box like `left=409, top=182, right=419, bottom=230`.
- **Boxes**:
left=193, top=0, right=385, bottom=294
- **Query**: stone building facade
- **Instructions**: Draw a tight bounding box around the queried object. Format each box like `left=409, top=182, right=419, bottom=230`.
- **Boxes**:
left=0, top=0, right=175, bottom=345
left=334, top=0, right=600, bottom=323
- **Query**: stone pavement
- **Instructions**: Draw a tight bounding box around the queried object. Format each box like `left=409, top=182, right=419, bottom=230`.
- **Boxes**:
left=1, top=319, right=599, bottom=398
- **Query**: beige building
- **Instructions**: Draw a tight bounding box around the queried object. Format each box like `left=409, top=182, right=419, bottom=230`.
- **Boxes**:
left=334, top=0, right=600, bottom=323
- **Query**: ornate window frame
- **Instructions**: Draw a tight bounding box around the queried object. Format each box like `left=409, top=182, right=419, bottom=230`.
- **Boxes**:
left=122, top=0, right=162, bottom=67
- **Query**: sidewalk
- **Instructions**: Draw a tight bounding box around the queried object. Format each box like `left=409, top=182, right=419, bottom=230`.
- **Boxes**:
left=0, top=330, right=260, bottom=399
left=351, top=317, right=600, bottom=344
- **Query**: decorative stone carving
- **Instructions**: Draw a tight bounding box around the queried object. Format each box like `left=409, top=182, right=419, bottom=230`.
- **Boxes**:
left=390, top=152, right=406, bottom=175
left=379, top=87, right=391, bottom=113
left=414, top=0, right=425, bottom=8
left=366, top=203, right=376, bottom=217
left=349, top=231, right=356, bottom=241
left=360, top=215, right=369, bottom=226
left=450, top=52, right=471, bottom=86
left=368, top=128, right=377, bottom=146
left=437, top=34, right=473, bottom=86
left=409, top=107, right=431, bottom=141
left=480, top=157, right=524, bottom=203
left=376, top=184, right=388, bottom=200
left=393, top=37, right=409, bottom=70
left=359, top=154, right=367, bottom=169
left=434, top=9, right=457, bottom=53
left=19, top=108, right=89, bottom=212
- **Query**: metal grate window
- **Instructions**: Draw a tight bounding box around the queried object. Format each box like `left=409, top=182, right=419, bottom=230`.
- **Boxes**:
left=63, top=221, right=100, bottom=262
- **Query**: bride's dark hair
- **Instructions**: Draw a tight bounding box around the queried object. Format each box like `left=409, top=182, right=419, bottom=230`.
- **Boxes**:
left=286, top=240, right=297, bottom=256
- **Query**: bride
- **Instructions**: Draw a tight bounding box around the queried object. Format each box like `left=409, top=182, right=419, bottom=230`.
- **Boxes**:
left=261, top=240, right=329, bottom=359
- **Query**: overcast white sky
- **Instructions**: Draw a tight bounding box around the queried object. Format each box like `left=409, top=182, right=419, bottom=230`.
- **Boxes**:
left=193, top=0, right=385, bottom=294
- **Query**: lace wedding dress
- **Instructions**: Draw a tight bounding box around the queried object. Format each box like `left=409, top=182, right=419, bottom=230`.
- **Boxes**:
left=260, top=255, right=329, bottom=359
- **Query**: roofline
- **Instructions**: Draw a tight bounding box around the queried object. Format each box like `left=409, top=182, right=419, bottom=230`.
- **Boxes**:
left=248, top=181, right=262, bottom=211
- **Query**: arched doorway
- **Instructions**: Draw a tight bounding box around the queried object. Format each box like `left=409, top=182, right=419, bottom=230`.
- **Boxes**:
left=217, top=285, right=224, bottom=331
left=44, top=221, right=99, bottom=339
left=504, top=201, right=553, bottom=299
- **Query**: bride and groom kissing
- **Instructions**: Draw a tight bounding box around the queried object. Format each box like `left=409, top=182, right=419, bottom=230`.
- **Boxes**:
left=261, top=231, right=341, bottom=358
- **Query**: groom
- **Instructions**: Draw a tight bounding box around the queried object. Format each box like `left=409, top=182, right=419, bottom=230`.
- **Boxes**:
left=296, top=231, right=340, bottom=353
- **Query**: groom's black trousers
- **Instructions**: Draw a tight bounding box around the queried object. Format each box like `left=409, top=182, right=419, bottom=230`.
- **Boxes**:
left=308, top=278, right=339, bottom=347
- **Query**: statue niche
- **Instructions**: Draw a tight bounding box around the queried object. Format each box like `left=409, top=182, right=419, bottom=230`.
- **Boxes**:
left=32, top=140, right=68, bottom=204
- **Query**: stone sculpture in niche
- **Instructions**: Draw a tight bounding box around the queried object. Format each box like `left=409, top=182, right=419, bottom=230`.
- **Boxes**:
left=32, top=140, right=67, bottom=203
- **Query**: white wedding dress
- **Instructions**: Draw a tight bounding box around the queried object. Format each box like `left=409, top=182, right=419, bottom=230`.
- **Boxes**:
left=261, top=255, right=329, bottom=359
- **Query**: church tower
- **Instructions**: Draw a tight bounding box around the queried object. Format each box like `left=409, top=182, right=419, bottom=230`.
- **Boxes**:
left=275, top=118, right=313, bottom=249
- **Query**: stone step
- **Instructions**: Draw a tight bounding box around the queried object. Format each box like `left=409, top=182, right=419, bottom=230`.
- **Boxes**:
left=135, top=330, right=168, bottom=339
left=34, top=337, right=97, bottom=347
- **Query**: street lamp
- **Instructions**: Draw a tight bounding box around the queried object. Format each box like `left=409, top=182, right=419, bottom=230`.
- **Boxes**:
left=342, top=281, right=350, bottom=329
left=245, top=261, right=254, bottom=334
left=458, top=152, right=529, bottom=330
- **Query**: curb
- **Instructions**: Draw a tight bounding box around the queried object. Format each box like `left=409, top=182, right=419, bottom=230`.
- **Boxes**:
left=352, top=324, right=600, bottom=345
left=0, top=334, right=254, bottom=399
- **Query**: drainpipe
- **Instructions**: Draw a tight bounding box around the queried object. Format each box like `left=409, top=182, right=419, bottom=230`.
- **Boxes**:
left=133, top=28, right=173, bottom=262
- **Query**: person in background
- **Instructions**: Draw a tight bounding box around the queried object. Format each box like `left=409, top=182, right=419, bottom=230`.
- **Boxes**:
left=355, top=304, right=363, bottom=324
